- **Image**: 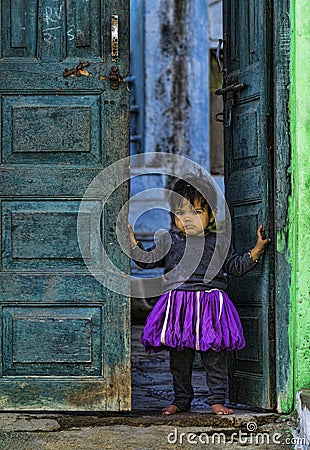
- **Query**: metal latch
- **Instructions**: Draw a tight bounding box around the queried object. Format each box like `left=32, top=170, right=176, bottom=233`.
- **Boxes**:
left=108, top=66, right=122, bottom=90
left=215, top=82, right=246, bottom=96
left=215, top=81, right=247, bottom=127
left=99, top=66, right=126, bottom=90
left=63, top=61, right=90, bottom=77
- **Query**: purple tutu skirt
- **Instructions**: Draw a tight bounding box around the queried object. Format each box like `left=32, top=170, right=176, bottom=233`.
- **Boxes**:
left=141, top=289, right=245, bottom=352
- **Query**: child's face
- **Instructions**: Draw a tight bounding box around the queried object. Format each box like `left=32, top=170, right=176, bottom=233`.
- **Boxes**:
left=173, top=198, right=214, bottom=236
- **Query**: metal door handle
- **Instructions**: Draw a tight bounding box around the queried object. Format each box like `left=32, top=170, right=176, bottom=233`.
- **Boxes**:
left=111, top=15, right=119, bottom=62
left=216, top=38, right=226, bottom=74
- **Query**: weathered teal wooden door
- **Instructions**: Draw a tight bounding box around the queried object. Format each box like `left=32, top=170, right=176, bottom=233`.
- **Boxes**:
left=222, top=0, right=275, bottom=408
left=0, top=0, right=130, bottom=410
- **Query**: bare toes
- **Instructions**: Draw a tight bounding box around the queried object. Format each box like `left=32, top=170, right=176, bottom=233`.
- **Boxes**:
left=162, top=404, right=182, bottom=415
left=212, top=404, right=233, bottom=415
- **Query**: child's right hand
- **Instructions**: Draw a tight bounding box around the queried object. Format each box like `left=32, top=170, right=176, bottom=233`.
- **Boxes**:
left=128, top=224, right=138, bottom=249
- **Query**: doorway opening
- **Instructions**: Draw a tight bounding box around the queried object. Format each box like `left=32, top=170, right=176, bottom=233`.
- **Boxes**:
left=128, top=0, right=239, bottom=413
left=129, top=0, right=282, bottom=413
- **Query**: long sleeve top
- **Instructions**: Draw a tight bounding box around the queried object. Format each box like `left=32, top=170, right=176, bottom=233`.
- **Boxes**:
left=131, top=230, right=257, bottom=293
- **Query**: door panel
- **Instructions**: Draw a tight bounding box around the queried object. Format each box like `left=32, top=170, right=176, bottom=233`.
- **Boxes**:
left=0, top=0, right=130, bottom=411
left=3, top=306, right=102, bottom=376
left=223, top=0, right=275, bottom=409
left=2, top=95, right=102, bottom=165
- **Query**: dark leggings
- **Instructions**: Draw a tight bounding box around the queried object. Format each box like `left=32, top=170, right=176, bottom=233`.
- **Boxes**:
left=169, top=347, right=228, bottom=411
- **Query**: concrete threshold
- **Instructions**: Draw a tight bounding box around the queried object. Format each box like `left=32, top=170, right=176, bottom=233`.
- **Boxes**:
left=0, top=410, right=292, bottom=432
left=0, top=410, right=297, bottom=450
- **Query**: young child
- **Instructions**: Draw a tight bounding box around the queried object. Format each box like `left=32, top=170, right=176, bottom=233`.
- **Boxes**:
left=129, top=178, right=270, bottom=415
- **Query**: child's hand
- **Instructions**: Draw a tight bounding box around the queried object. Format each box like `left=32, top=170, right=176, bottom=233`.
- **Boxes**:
left=128, top=224, right=138, bottom=249
left=249, top=224, right=271, bottom=262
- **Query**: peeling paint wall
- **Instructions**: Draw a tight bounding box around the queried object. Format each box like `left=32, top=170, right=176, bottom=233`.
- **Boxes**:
left=130, top=0, right=224, bottom=171
left=289, top=0, right=310, bottom=404
left=144, top=0, right=210, bottom=163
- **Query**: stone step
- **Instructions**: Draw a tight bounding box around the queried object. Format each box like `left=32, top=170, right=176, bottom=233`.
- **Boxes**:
left=297, top=390, right=310, bottom=449
left=0, top=411, right=297, bottom=450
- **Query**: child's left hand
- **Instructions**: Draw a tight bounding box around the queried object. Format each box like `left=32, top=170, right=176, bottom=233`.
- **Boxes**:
left=249, top=225, right=271, bottom=262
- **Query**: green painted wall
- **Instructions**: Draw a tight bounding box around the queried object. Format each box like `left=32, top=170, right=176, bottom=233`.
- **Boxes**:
left=289, top=0, right=310, bottom=407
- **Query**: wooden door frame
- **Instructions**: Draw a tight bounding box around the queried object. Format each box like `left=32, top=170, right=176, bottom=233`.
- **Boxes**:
left=273, top=0, right=292, bottom=413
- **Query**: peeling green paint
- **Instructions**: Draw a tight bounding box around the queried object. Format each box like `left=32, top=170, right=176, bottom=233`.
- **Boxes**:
left=276, top=232, right=286, bottom=256
left=288, top=0, right=310, bottom=411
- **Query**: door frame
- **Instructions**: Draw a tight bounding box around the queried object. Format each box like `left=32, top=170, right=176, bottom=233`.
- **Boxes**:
left=273, top=0, right=292, bottom=413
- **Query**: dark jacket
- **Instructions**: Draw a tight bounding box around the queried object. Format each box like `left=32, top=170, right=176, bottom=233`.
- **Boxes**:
left=131, top=230, right=256, bottom=292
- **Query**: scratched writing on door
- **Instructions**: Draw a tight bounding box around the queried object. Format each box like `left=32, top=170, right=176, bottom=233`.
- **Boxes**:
left=43, top=4, right=81, bottom=42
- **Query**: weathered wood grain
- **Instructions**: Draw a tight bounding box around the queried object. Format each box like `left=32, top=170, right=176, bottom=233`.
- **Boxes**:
left=223, top=0, right=276, bottom=409
left=0, top=0, right=130, bottom=411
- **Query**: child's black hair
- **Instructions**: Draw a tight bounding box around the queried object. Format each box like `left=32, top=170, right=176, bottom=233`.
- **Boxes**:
left=169, top=176, right=217, bottom=225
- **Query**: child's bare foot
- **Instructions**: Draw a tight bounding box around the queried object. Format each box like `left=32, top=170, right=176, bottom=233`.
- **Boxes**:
left=162, top=404, right=182, bottom=415
left=212, top=404, right=233, bottom=415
